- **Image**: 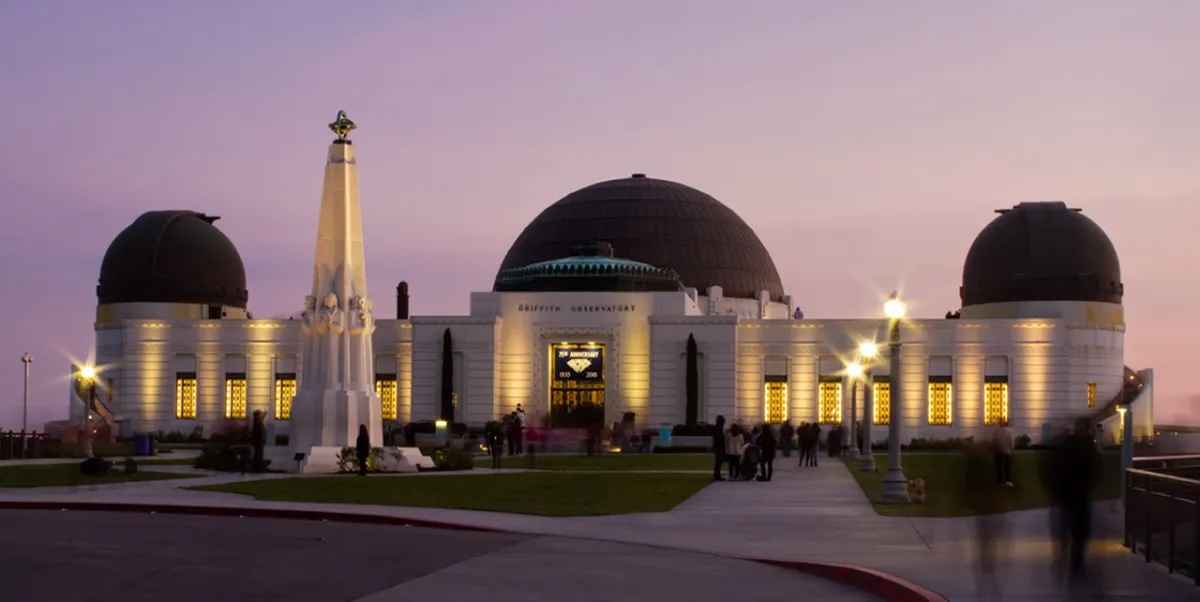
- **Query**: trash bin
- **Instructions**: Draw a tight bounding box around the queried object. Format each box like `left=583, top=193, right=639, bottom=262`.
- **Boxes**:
left=132, top=433, right=152, bottom=457
left=658, top=424, right=672, bottom=448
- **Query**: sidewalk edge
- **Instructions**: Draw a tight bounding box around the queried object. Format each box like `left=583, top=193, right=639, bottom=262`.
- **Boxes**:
left=751, top=558, right=949, bottom=602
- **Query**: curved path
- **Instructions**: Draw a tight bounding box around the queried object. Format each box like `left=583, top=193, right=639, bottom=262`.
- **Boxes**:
left=0, top=510, right=872, bottom=602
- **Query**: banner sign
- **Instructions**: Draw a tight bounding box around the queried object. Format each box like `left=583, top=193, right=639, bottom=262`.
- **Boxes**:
left=554, top=346, right=604, bottom=382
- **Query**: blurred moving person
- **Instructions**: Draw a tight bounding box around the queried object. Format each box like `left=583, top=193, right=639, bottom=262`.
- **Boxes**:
left=1044, top=417, right=1101, bottom=591
left=992, top=419, right=1015, bottom=486
left=964, top=441, right=1009, bottom=600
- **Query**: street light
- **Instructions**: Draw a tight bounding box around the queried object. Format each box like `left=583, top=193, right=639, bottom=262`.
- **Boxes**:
left=880, top=292, right=910, bottom=503
left=20, top=353, right=31, bottom=458
left=78, top=365, right=97, bottom=458
left=857, top=341, right=879, bottom=472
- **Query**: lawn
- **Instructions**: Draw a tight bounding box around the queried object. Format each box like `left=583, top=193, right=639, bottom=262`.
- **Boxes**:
left=191, top=472, right=712, bottom=516
left=139, top=456, right=199, bottom=466
left=475, top=453, right=714, bottom=472
left=0, top=463, right=199, bottom=488
left=842, top=451, right=1122, bottom=518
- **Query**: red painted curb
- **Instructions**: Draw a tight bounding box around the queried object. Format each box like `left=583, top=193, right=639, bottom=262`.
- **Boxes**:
left=0, top=501, right=500, bottom=533
left=751, top=559, right=948, bottom=602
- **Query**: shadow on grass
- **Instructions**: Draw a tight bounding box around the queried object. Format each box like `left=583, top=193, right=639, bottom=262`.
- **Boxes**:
left=191, top=472, right=713, bottom=517
left=842, top=452, right=1121, bottom=517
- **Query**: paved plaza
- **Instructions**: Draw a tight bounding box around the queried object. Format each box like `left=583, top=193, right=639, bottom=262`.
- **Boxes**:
left=0, top=454, right=1196, bottom=601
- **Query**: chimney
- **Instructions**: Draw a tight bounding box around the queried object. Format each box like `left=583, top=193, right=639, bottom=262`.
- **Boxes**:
left=397, top=281, right=409, bottom=319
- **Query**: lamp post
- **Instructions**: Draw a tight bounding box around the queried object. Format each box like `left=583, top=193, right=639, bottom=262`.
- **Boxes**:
left=857, top=342, right=878, bottom=472
left=879, top=293, right=910, bottom=502
left=20, top=353, right=31, bottom=458
left=79, top=365, right=96, bottom=458
left=845, top=360, right=863, bottom=459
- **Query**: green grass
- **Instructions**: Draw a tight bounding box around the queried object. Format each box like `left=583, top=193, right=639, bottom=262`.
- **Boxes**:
left=474, top=453, right=714, bottom=472
left=843, top=451, right=1122, bottom=517
left=191, top=472, right=712, bottom=516
left=0, top=463, right=199, bottom=488
left=138, top=456, right=198, bottom=466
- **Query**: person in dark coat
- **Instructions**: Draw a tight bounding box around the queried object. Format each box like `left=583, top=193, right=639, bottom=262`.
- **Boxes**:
left=758, top=424, right=778, bottom=481
left=1046, top=418, right=1100, bottom=584
left=355, top=424, right=371, bottom=476
left=250, top=410, right=266, bottom=473
left=779, top=421, right=794, bottom=457
left=808, top=423, right=822, bottom=466
left=711, top=415, right=727, bottom=481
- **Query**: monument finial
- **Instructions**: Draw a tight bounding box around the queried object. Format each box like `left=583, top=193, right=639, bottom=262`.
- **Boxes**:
left=329, top=110, right=357, bottom=141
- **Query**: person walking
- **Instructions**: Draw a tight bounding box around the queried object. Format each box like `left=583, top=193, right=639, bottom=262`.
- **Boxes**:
left=726, top=424, right=746, bottom=480
left=808, top=423, right=822, bottom=466
left=779, top=421, right=794, bottom=458
left=711, top=415, right=727, bottom=481
left=355, top=424, right=371, bottom=476
left=992, top=420, right=1015, bottom=486
left=250, top=410, right=266, bottom=473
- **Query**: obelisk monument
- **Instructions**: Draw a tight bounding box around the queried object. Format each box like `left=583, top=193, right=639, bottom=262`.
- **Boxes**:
left=287, top=111, right=383, bottom=472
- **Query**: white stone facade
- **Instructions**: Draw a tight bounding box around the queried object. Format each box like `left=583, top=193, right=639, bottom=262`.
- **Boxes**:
left=81, top=287, right=1139, bottom=445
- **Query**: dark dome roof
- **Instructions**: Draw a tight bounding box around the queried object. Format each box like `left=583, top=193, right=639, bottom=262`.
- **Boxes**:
left=960, top=201, right=1122, bottom=307
left=97, top=210, right=248, bottom=308
left=496, top=174, right=784, bottom=299
left=495, top=242, right=684, bottom=293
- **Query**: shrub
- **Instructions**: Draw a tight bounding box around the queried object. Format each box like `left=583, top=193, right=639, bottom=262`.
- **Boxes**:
left=274, top=434, right=289, bottom=446
left=209, top=420, right=252, bottom=445
left=905, top=437, right=974, bottom=451
left=1015, top=434, right=1032, bottom=449
left=194, top=444, right=268, bottom=472
left=431, top=447, right=474, bottom=471
left=671, top=423, right=716, bottom=437
left=80, top=457, right=112, bottom=476
left=652, top=445, right=710, bottom=454
left=123, top=458, right=138, bottom=474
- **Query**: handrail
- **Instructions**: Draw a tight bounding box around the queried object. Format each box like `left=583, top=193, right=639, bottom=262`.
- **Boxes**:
left=1127, top=467, right=1200, bottom=486
left=1134, top=454, right=1200, bottom=463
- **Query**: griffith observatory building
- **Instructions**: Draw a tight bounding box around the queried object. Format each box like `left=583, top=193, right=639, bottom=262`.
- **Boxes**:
left=66, top=118, right=1154, bottom=448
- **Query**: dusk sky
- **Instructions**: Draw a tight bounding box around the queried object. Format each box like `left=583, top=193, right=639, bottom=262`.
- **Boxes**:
left=1, top=1, right=1197, bottom=428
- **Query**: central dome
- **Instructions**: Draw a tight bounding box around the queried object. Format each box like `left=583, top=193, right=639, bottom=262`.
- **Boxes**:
left=496, top=174, right=785, bottom=300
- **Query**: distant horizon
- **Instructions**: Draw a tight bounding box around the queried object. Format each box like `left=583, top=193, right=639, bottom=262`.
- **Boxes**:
left=1, top=0, right=1197, bottom=428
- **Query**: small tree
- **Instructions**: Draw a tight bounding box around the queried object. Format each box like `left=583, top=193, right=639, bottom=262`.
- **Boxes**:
left=440, top=328, right=454, bottom=421
left=685, top=333, right=699, bottom=425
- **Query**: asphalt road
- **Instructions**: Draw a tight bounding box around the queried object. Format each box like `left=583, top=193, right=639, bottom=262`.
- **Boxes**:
left=0, top=510, right=877, bottom=602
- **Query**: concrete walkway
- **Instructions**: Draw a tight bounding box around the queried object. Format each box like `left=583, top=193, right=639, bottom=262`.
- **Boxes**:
left=1, top=456, right=1195, bottom=600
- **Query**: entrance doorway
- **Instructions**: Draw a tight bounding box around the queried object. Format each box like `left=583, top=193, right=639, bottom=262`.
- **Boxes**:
left=549, top=342, right=606, bottom=428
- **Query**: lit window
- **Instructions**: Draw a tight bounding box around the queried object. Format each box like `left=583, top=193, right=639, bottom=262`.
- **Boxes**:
left=873, top=379, right=890, bottom=425
left=928, top=377, right=952, bottom=426
left=274, top=373, right=296, bottom=420
left=224, top=373, right=247, bottom=420
left=764, top=378, right=787, bottom=423
left=175, top=372, right=197, bottom=419
left=818, top=380, right=842, bottom=425
left=376, top=374, right=398, bottom=421
left=1087, top=382, right=1096, bottom=409
left=984, top=377, right=1008, bottom=425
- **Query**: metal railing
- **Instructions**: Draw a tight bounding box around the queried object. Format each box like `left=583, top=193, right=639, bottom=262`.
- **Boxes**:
left=1125, top=458, right=1200, bottom=586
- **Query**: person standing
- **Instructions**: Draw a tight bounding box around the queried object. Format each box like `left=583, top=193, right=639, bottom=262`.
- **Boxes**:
left=250, top=410, right=266, bottom=473
left=758, top=423, right=777, bottom=481
left=779, top=421, right=794, bottom=458
left=711, top=415, right=727, bottom=481
left=809, top=423, right=822, bottom=466
left=355, top=424, right=370, bottom=476
left=992, top=420, right=1015, bottom=486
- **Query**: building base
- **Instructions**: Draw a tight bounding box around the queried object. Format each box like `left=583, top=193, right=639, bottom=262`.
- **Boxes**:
left=266, top=446, right=436, bottom=474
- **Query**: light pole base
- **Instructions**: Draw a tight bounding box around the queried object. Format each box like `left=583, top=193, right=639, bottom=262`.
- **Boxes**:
left=858, top=453, right=876, bottom=472
left=845, top=447, right=860, bottom=459
left=879, top=468, right=910, bottom=503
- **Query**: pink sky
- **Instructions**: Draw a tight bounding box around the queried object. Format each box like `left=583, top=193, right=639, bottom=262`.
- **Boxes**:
left=1, top=1, right=1197, bottom=428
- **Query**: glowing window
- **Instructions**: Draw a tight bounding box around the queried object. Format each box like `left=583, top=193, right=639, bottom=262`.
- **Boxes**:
left=764, top=378, right=788, bottom=423
left=175, top=372, right=197, bottom=419
left=873, top=380, right=890, bottom=425
left=984, top=378, right=1008, bottom=426
left=818, top=380, right=842, bottom=425
left=376, top=374, right=398, bottom=421
left=1087, top=382, right=1096, bottom=409
left=224, top=373, right=247, bottom=420
left=928, top=378, right=952, bottom=426
left=274, top=373, right=296, bottom=420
